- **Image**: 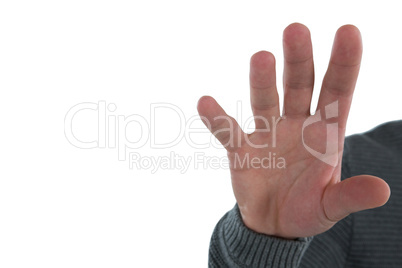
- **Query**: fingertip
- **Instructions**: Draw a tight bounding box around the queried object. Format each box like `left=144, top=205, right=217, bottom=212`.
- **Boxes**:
left=250, top=51, right=276, bottom=91
left=336, top=24, right=361, bottom=39
left=331, top=24, right=363, bottom=66
left=197, top=95, right=225, bottom=121
left=284, top=22, right=309, bottom=32
left=283, top=22, right=311, bottom=42
left=346, top=175, right=391, bottom=210
left=283, top=23, right=312, bottom=62
left=335, top=24, right=362, bottom=48
left=360, top=176, right=391, bottom=209
left=376, top=178, right=391, bottom=207
left=197, top=95, right=215, bottom=113
left=250, top=50, right=275, bottom=69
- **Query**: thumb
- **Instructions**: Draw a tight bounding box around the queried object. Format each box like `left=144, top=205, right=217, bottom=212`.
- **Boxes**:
left=323, top=175, right=391, bottom=222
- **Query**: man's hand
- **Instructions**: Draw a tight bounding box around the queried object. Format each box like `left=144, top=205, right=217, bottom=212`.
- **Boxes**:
left=197, top=23, right=390, bottom=239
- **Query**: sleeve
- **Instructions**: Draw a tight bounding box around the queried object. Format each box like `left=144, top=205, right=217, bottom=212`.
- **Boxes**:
left=208, top=204, right=313, bottom=268
left=298, top=215, right=352, bottom=268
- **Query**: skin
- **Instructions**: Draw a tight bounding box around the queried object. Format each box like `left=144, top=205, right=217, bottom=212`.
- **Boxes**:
left=197, top=23, right=391, bottom=239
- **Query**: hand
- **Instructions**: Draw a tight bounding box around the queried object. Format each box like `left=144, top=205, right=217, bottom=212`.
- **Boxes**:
left=197, top=23, right=390, bottom=239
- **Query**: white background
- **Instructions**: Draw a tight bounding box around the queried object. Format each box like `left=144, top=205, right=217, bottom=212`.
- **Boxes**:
left=1, top=1, right=401, bottom=267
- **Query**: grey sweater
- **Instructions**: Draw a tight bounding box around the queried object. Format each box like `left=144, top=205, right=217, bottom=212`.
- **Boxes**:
left=209, top=120, right=402, bottom=267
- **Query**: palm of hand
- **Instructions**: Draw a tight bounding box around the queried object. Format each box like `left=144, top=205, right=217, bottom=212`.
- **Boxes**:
left=229, top=117, right=341, bottom=238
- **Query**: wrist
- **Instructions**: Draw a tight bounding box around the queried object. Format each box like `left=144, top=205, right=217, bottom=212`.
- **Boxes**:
left=238, top=205, right=297, bottom=240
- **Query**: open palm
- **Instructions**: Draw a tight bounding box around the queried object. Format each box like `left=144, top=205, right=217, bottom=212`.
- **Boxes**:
left=198, top=23, right=390, bottom=239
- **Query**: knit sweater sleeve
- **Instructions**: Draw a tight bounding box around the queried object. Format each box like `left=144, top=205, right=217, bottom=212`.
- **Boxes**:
left=208, top=204, right=313, bottom=268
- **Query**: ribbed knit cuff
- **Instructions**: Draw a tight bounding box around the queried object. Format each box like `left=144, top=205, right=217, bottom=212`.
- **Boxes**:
left=216, top=204, right=313, bottom=267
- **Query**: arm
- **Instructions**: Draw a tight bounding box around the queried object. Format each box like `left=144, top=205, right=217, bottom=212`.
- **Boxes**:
left=199, top=23, right=390, bottom=267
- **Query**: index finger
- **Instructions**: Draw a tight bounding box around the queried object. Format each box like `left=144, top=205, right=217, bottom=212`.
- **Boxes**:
left=316, top=25, right=363, bottom=129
